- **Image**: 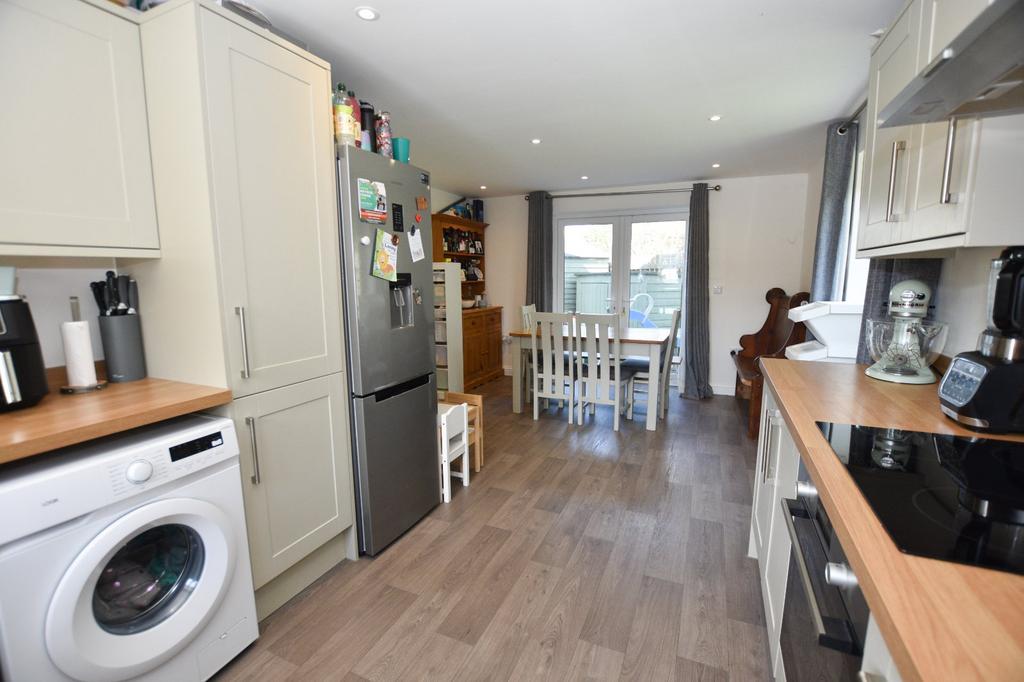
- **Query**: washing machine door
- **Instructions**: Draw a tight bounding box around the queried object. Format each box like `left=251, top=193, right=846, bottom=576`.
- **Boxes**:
left=45, top=498, right=236, bottom=682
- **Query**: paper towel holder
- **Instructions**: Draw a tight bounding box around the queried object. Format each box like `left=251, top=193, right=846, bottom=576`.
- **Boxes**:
left=59, top=296, right=107, bottom=394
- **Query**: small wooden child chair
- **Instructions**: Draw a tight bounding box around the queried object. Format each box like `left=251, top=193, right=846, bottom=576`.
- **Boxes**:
left=437, top=402, right=470, bottom=503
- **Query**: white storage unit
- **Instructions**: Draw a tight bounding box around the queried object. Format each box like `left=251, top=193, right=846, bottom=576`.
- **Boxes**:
left=433, top=263, right=465, bottom=392
left=124, top=0, right=355, bottom=619
left=856, top=0, right=1024, bottom=258
left=0, top=0, right=160, bottom=257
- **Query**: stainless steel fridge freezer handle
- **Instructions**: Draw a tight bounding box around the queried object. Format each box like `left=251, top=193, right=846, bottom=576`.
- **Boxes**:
left=235, top=306, right=251, bottom=379
left=245, top=415, right=261, bottom=484
left=0, top=350, right=22, bottom=404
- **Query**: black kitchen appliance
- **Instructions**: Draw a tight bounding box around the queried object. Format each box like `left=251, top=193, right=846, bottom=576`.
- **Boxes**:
left=0, top=296, right=48, bottom=412
left=939, top=246, right=1024, bottom=433
left=816, top=421, right=1024, bottom=575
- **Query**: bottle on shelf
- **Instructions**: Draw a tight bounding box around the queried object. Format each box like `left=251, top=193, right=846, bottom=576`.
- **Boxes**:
left=375, top=111, right=393, bottom=158
left=348, top=89, right=362, bottom=148
left=334, top=83, right=357, bottom=147
left=359, top=100, right=375, bottom=151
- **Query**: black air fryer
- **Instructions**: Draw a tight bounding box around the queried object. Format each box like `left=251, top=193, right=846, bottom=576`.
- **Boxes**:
left=0, top=296, right=49, bottom=411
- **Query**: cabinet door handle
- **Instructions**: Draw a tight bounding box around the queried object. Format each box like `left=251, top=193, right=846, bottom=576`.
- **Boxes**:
left=940, top=118, right=958, bottom=205
left=235, top=306, right=251, bottom=379
left=764, top=411, right=782, bottom=483
left=245, top=416, right=261, bottom=484
left=885, top=140, right=906, bottom=223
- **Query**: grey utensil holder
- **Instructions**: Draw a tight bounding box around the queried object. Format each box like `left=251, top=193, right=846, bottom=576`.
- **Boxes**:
left=99, top=315, right=147, bottom=382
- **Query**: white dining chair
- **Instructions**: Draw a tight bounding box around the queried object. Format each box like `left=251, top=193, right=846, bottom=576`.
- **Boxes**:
left=574, top=313, right=636, bottom=431
left=437, top=402, right=469, bottom=503
left=521, top=304, right=537, bottom=404
left=627, top=308, right=681, bottom=420
left=532, top=312, right=576, bottom=423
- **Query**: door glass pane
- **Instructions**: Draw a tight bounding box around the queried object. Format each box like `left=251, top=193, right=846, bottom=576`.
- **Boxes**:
left=563, top=223, right=613, bottom=314
left=627, top=220, right=686, bottom=329
left=93, top=524, right=205, bottom=635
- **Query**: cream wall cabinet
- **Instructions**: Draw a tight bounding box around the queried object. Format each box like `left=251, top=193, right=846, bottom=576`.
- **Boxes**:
left=0, top=0, right=159, bottom=257
left=232, top=374, right=353, bottom=589
left=199, top=8, right=343, bottom=397
left=857, top=0, right=1024, bottom=257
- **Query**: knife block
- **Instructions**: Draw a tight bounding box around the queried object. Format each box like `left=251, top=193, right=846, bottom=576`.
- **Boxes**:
left=99, top=315, right=147, bottom=382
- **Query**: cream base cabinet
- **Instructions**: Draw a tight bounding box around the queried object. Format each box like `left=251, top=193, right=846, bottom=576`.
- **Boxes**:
left=0, top=0, right=159, bottom=256
left=232, top=374, right=354, bottom=589
left=200, top=9, right=343, bottom=398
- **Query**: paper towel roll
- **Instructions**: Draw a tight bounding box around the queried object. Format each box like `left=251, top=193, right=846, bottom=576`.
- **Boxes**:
left=61, top=321, right=98, bottom=387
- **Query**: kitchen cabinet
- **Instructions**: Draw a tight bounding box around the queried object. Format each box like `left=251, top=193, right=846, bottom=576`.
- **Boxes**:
left=232, top=374, right=354, bottom=589
left=857, top=0, right=1024, bottom=257
left=0, top=0, right=159, bottom=257
left=462, top=307, right=503, bottom=390
left=124, top=0, right=355, bottom=618
left=200, top=8, right=342, bottom=398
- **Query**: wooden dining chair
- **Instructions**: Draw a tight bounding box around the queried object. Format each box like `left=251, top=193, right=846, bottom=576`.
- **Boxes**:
left=574, top=313, right=636, bottom=431
left=532, top=312, right=575, bottom=423
left=437, top=402, right=469, bottom=503
left=627, top=308, right=681, bottom=420
left=520, top=304, right=537, bottom=404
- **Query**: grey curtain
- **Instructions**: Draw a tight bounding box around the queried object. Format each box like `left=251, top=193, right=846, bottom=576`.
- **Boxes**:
left=810, top=121, right=859, bottom=302
left=855, top=258, right=943, bottom=363
left=683, top=183, right=713, bottom=399
left=526, top=191, right=554, bottom=311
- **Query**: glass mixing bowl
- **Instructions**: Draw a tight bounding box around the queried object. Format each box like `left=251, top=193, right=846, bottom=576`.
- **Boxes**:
left=864, top=318, right=949, bottom=374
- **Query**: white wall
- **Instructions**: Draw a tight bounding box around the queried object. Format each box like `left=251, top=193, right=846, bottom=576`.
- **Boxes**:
left=934, top=246, right=1003, bottom=355
left=430, top=187, right=462, bottom=212
left=483, top=173, right=815, bottom=394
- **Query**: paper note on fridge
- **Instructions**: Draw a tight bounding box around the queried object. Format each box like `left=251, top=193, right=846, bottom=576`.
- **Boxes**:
left=408, top=228, right=425, bottom=263
left=371, top=228, right=399, bottom=282
left=358, top=178, right=387, bottom=224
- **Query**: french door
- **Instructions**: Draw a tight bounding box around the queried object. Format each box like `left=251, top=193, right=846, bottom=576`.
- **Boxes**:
left=555, top=211, right=687, bottom=329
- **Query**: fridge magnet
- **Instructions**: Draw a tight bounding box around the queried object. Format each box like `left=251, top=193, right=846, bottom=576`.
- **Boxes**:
left=408, top=228, right=425, bottom=263
left=392, top=203, right=405, bottom=232
left=358, top=178, right=388, bottom=224
left=415, top=195, right=428, bottom=210
left=370, top=228, right=399, bottom=281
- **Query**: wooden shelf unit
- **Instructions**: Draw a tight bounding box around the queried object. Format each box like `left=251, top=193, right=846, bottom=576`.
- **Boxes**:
left=432, top=213, right=488, bottom=293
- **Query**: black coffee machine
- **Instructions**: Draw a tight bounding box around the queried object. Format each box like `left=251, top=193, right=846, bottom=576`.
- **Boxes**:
left=0, top=295, right=49, bottom=412
left=939, top=246, right=1024, bottom=433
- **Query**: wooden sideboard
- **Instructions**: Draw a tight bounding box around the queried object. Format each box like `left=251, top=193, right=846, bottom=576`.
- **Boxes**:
left=462, top=306, right=503, bottom=389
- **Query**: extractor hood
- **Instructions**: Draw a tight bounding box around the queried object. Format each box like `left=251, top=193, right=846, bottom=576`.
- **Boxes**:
left=878, top=0, right=1024, bottom=128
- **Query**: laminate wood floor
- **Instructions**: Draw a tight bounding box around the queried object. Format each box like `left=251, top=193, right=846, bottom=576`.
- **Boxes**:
left=217, top=378, right=771, bottom=682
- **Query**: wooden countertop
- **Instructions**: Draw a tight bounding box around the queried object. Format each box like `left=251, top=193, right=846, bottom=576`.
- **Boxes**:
left=760, top=359, right=1024, bottom=682
left=0, top=378, right=232, bottom=465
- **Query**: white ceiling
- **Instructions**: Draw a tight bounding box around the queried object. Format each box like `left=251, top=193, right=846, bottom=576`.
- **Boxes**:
left=252, top=0, right=903, bottom=197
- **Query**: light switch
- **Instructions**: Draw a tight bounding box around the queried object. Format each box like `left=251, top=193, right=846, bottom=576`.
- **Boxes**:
left=713, top=285, right=723, bottom=295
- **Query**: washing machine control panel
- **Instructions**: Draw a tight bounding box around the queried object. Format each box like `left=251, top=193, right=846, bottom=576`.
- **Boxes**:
left=105, top=426, right=239, bottom=500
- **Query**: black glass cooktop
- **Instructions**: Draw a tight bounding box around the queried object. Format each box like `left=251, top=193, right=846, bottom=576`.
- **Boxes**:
left=816, top=422, right=1024, bottom=575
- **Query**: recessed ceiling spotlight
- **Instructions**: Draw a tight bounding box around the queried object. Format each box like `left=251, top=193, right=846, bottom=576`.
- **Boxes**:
left=354, top=6, right=380, bottom=21
left=531, top=138, right=542, bottom=145
left=480, top=185, right=487, bottom=190
left=580, top=176, right=589, bottom=180
left=712, top=163, right=720, bottom=168
left=708, top=114, right=722, bottom=122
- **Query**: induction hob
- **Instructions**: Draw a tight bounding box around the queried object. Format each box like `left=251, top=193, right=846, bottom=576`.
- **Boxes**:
left=817, top=422, right=1024, bottom=575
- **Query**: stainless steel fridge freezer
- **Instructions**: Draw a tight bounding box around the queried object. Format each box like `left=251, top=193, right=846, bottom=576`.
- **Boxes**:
left=336, top=146, right=439, bottom=555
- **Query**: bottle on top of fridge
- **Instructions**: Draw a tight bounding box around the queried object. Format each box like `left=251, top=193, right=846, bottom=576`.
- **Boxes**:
left=360, top=100, right=375, bottom=151
left=333, top=83, right=356, bottom=147
left=348, top=90, right=362, bottom=148
left=375, top=111, right=393, bottom=158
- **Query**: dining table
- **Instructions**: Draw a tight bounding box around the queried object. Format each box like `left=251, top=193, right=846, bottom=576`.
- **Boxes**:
left=508, top=326, right=673, bottom=431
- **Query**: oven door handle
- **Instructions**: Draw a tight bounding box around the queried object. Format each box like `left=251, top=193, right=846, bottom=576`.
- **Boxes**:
left=780, top=497, right=858, bottom=654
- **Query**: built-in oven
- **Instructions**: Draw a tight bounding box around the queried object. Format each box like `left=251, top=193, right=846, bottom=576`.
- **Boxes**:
left=779, top=450, right=870, bottom=681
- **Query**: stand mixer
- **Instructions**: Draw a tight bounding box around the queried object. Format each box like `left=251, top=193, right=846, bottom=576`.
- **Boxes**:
left=864, top=279, right=948, bottom=384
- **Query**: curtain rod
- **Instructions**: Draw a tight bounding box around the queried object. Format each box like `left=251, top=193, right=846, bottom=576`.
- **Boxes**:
left=838, top=100, right=867, bottom=135
left=522, top=185, right=722, bottom=201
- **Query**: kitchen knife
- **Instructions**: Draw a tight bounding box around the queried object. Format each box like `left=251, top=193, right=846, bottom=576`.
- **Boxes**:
left=128, top=279, right=139, bottom=315
left=90, top=281, right=107, bottom=315
left=105, top=271, right=118, bottom=315
left=116, top=275, right=130, bottom=314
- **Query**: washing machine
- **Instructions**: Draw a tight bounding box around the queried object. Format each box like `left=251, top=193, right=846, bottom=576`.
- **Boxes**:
left=0, top=415, right=259, bottom=681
